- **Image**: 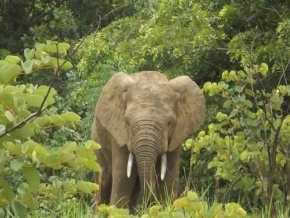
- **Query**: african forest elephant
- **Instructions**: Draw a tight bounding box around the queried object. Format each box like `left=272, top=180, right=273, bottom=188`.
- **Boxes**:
left=92, top=71, right=206, bottom=212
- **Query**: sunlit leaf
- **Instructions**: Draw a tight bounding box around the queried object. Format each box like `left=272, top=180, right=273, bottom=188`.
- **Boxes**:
left=76, top=181, right=91, bottom=194
left=0, top=64, right=22, bottom=84
left=258, top=63, right=268, bottom=76
left=5, top=55, right=21, bottom=64
left=25, top=95, right=44, bottom=108
left=240, top=151, right=248, bottom=161
left=61, top=112, right=80, bottom=122
left=24, top=48, right=35, bottom=60
left=4, top=110, right=14, bottom=122
left=21, top=59, right=33, bottom=74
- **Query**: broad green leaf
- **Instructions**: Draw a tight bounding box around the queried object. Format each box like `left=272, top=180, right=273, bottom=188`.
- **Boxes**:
left=209, top=203, right=223, bottom=217
left=60, top=60, right=73, bottom=71
left=63, top=180, right=77, bottom=194
left=0, top=64, right=22, bottom=84
left=43, top=155, right=62, bottom=169
left=24, top=48, right=35, bottom=60
left=63, top=141, right=77, bottom=153
left=76, top=181, right=93, bottom=194
left=33, top=146, right=49, bottom=156
left=82, top=159, right=101, bottom=172
left=61, top=112, right=81, bottom=122
left=50, top=115, right=66, bottom=125
left=240, top=151, right=248, bottom=161
left=223, top=99, right=232, bottom=108
left=87, top=182, right=99, bottom=192
left=0, top=177, right=14, bottom=202
left=25, top=94, right=44, bottom=108
left=60, top=42, right=70, bottom=50
left=243, top=99, right=253, bottom=108
left=278, top=85, right=287, bottom=95
left=76, top=181, right=91, bottom=193
left=187, top=191, right=198, bottom=201
left=45, top=44, right=67, bottom=55
left=35, top=43, right=45, bottom=51
left=4, top=142, right=22, bottom=155
left=34, top=50, right=49, bottom=59
left=4, top=110, right=14, bottom=122
left=11, top=199, right=27, bottom=218
left=98, top=204, right=110, bottom=214
left=22, top=166, right=40, bottom=194
left=16, top=183, right=30, bottom=196
left=0, top=60, right=9, bottom=67
left=21, top=140, right=39, bottom=154
left=10, top=159, right=25, bottom=171
left=32, top=59, right=42, bottom=69
left=216, top=112, right=228, bottom=122
left=5, top=55, right=21, bottom=64
left=10, top=124, right=34, bottom=139
left=32, top=116, right=51, bottom=128
left=59, top=152, right=75, bottom=163
left=33, top=86, right=56, bottom=106
left=149, top=205, right=160, bottom=216
left=37, top=85, right=57, bottom=95
left=41, top=55, right=51, bottom=65
left=76, top=146, right=95, bottom=159
left=258, top=63, right=268, bottom=76
left=85, top=140, right=101, bottom=150
left=21, top=59, right=33, bottom=74
left=235, top=85, right=244, bottom=93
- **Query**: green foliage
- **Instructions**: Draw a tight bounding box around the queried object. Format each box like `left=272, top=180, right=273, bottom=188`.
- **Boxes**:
left=0, top=42, right=100, bottom=217
left=190, top=63, right=290, bottom=215
left=78, top=0, right=226, bottom=81
left=97, top=191, right=246, bottom=218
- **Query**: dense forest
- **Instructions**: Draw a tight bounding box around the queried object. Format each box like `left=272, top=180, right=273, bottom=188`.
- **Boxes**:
left=0, top=0, right=290, bottom=217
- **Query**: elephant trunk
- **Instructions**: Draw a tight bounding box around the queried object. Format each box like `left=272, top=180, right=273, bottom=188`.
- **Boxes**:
left=135, top=144, right=157, bottom=197
left=132, top=121, right=163, bottom=199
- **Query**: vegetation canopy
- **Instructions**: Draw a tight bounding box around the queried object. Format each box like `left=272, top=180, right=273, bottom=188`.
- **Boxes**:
left=0, top=0, right=290, bottom=217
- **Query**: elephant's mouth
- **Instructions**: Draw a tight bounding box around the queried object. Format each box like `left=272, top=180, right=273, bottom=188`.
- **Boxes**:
left=126, top=152, right=167, bottom=180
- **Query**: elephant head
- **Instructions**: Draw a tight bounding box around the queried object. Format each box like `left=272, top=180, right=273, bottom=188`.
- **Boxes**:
left=94, top=71, right=205, bottom=199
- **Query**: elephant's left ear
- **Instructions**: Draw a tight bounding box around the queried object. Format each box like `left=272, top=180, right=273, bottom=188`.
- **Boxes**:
left=168, top=76, right=206, bottom=151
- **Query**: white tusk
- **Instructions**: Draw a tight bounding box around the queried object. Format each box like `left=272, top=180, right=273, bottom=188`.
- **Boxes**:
left=161, top=153, right=167, bottom=181
left=127, top=153, right=134, bottom=178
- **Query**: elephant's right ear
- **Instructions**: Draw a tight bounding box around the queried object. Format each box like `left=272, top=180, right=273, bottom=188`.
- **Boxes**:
left=94, top=72, right=134, bottom=146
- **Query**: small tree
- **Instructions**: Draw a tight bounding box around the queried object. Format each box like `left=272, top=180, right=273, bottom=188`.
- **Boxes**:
left=0, top=41, right=100, bottom=217
left=189, top=63, right=290, bottom=217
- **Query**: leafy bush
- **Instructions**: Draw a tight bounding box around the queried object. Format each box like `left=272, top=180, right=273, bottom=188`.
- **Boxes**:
left=0, top=42, right=100, bottom=217
left=189, top=63, right=290, bottom=216
left=97, top=191, right=246, bottom=218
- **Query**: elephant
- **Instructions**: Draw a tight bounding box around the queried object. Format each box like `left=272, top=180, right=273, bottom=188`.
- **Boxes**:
left=91, top=71, right=206, bottom=213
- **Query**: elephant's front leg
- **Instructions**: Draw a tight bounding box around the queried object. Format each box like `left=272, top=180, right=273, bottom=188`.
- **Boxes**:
left=110, top=144, right=138, bottom=208
left=93, top=148, right=112, bottom=214
left=158, top=147, right=181, bottom=202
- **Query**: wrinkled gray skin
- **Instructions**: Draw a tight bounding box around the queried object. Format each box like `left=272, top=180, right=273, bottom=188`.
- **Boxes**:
left=92, top=71, right=205, bottom=213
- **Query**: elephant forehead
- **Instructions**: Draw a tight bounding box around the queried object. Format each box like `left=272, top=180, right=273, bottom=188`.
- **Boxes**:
left=127, top=83, right=176, bottom=102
